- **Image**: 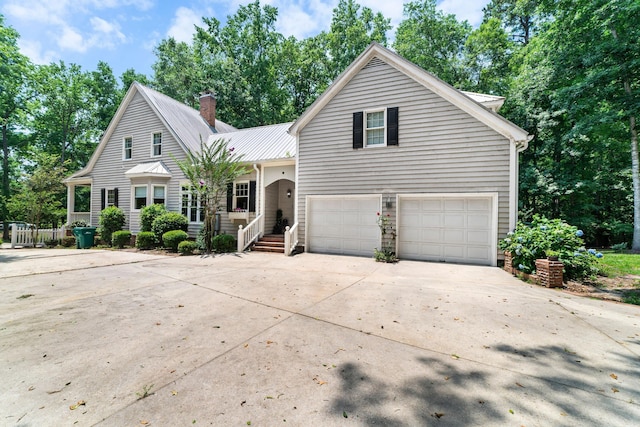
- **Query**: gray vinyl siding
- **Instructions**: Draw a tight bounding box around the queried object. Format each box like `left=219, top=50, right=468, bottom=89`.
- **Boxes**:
left=87, top=91, right=241, bottom=236
left=297, top=59, right=512, bottom=254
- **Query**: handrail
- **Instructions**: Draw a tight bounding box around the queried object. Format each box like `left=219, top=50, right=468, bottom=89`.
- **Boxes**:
left=284, top=222, right=299, bottom=256
left=237, top=213, right=264, bottom=252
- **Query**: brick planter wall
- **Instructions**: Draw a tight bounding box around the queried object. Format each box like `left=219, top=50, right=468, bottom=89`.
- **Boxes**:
left=535, top=258, right=564, bottom=288
left=504, top=252, right=564, bottom=288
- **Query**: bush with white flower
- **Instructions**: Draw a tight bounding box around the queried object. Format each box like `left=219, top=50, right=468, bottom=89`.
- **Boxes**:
left=500, top=214, right=602, bottom=281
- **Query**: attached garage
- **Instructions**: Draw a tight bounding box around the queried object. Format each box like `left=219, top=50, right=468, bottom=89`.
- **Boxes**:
left=397, top=194, right=498, bottom=266
left=306, top=195, right=381, bottom=257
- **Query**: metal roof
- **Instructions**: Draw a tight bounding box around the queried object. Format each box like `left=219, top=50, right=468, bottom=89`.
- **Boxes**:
left=124, top=161, right=173, bottom=178
left=137, top=84, right=237, bottom=153
left=207, top=122, right=296, bottom=163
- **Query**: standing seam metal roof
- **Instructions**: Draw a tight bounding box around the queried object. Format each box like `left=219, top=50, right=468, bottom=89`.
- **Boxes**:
left=207, top=122, right=296, bottom=163
left=137, top=84, right=237, bottom=153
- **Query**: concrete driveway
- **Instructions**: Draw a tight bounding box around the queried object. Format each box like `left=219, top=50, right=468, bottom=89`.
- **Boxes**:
left=1, top=249, right=638, bottom=426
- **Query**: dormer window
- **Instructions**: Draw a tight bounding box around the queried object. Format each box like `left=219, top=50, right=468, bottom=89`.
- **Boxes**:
left=152, top=132, right=162, bottom=157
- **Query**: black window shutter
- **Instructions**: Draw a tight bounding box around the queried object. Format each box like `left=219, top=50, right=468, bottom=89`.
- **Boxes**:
left=226, top=183, right=233, bottom=212
left=114, top=188, right=119, bottom=207
left=353, top=111, right=363, bottom=149
left=100, top=188, right=105, bottom=210
left=387, top=107, right=399, bottom=146
left=249, top=181, right=256, bottom=212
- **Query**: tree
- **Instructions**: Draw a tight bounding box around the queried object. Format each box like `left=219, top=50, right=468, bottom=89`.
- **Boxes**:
left=394, top=0, right=472, bottom=88
left=8, top=153, right=67, bottom=241
left=0, top=15, right=32, bottom=241
left=483, top=0, right=546, bottom=45
left=120, top=68, right=151, bottom=94
left=152, top=37, right=204, bottom=108
left=539, top=0, right=640, bottom=250
left=194, top=1, right=287, bottom=128
left=30, top=62, right=99, bottom=170
left=175, top=138, right=248, bottom=253
left=326, top=0, right=391, bottom=78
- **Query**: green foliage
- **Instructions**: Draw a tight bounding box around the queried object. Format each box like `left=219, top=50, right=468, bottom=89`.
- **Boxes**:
left=140, top=203, right=167, bottom=232
left=8, top=152, right=67, bottom=231
left=98, top=206, right=125, bottom=246
left=374, top=247, right=398, bottom=263
left=174, top=138, right=247, bottom=253
left=212, top=233, right=236, bottom=253
left=394, top=0, right=473, bottom=88
left=178, top=240, right=199, bottom=255
left=61, top=236, right=76, bottom=247
left=44, top=238, right=59, bottom=248
left=151, top=212, right=188, bottom=244
left=112, top=230, right=132, bottom=248
left=597, top=251, right=640, bottom=277
left=622, top=291, right=640, bottom=306
left=135, top=231, right=156, bottom=250
left=500, top=215, right=602, bottom=281
left=162, top=230, right=189, bottom=252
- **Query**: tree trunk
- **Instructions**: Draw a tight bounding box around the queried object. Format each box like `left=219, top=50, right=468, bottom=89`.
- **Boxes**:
left=1, top=124, right=10, bottom=241
left=630, top=115, right=640, bottom=251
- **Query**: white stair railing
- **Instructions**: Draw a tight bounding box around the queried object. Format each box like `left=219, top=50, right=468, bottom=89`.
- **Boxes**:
left=237, top=213, right=264, bottom=252
left=284, top=222, right=299, bottom=256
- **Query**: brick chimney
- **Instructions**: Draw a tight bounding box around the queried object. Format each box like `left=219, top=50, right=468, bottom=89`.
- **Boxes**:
left=199, top=91, right=216, bottom=128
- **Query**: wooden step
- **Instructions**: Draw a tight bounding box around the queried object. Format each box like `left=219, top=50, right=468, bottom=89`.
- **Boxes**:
left=252, top=234, right=285, bottom=253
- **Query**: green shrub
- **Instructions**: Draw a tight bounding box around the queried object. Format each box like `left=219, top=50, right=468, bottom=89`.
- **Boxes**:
left=152, top=212, right=188, bottom=244
left=162, top=230, right=189, bottom=251
left=99, top=206, right=126, bottom=246
left=212, top=233, right=236, bottom=253
left=500, top=214, right=601, bottom=281
left=140, top=204, right=167, bottom=232
left=69, top=220, right=88, bottom=228
left=44, top=238, right=59, bottom=248
left=136, top=231, right=156, bottom=250
left=178, top=240, right=198, bottom=255
left=112, top=230, right=132, bottom=248
left=61, top=236, right=76, bottom=247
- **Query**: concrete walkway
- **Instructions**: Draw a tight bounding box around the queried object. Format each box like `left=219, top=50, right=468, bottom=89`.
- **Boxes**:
left=1, top=248, right=638, bottom=426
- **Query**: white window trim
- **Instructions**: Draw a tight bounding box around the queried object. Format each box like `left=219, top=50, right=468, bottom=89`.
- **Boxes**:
left=364, top=108, right=387, bottom=148
left=233, top=180, right=250, bottom=211
left=123, top=136, right=133, bottom=161
left=180, top=183, right=203, bottom=223
left=131, top=184, right=148, bottom=212
left=151, top=132, right=162, bottom=157
left=152, top=184, right=167, bottom=206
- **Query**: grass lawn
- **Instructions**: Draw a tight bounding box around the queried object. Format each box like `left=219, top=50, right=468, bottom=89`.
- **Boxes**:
left=598, top=251, right=640, bottom=305
left=598, top=251, right=640, bottom=277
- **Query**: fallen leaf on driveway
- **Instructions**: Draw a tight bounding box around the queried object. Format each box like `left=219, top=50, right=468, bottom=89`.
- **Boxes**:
left=313, top=377, right=327, bottom=385
left=69, top=400, right=86, bottom=410
left=610, top=373, right=618, bottom=380
left=612, top=387, right=619, bottom=393
left=140, top=421, right=150, bottom=425
left=516, top=382, right=524, bottom=388
left=171, top=390, right=178, bottom=396
left=432, top=412, right=444, bottom=418
left=451, top=354, right=460, bottom=360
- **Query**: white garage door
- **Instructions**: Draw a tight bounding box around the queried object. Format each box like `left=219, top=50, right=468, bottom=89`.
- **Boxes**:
left=307, top=196, right=380, bottom=257
left=398, top=194, right=496, bottom=265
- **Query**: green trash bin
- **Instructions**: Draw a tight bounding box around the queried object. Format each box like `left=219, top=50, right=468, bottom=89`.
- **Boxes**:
left=73, top=227, right=97, bottom=249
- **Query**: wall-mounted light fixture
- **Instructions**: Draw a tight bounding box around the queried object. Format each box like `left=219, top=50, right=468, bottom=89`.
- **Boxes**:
left=385, top=195, right=392, bottom=208
left=287, top=189, right=292, bottom=198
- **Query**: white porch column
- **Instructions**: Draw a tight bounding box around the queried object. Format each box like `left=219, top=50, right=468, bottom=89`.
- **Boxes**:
left=66, top=183, right=75, bottom=226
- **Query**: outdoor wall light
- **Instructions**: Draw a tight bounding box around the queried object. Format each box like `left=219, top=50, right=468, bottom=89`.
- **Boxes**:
left=385, top=196, right=392, bottom=208
left=287, top=189, right=292, bottom=198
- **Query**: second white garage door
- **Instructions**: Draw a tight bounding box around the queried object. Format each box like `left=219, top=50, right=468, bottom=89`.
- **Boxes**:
left=398, top=194, right=497, bottom=266
left=306, top=196, right=380, bottom=257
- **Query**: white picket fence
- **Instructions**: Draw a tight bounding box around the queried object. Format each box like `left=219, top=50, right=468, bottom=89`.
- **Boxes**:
left=10, top=224, right=67, bottom=248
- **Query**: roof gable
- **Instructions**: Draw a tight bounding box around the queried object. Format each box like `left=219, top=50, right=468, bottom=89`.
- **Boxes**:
left=68, top=83, right=237, bottom=179
left=288, top=43, right=531, bottom=150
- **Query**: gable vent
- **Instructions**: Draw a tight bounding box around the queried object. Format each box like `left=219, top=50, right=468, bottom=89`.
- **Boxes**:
left=364, top=58, right=385, bottom=69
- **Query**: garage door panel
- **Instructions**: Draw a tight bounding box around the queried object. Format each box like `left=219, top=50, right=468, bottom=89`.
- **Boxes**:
left=307, top=197, right=379, bottom=257
left=444, top=229, right=465, bottom=244
left=444, top=214, right=465, bottom=228
left=444, top=199, right=465, bottom=210
left=468, top=213, right=490, bottom=228
left=398, top=195, right=495, bottom=266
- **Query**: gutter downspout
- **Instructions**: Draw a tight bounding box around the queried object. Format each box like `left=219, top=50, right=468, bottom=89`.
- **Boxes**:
left=253, top=163, right=262, bottom=237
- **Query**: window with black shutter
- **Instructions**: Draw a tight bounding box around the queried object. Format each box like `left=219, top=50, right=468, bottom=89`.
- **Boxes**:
left=353, top=107, right=398, bottom=148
